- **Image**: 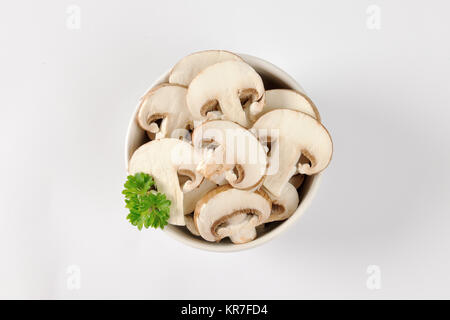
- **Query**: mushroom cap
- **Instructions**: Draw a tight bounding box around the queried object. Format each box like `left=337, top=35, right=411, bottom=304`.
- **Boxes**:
left=186, top=60, right=265, bottom=127
left=128, top=138, right=203, bottom=225
left=137, top=84, right=191, bottom=140
left=192, top=120, right=268, bottom=190
left=194, top=185, right=272, bottom=243
left=169, top=50, right=243, bottom=86
left=264, top=183, right=299, bottom=223
left=252, top=109, right=333, bottom=196
left=260, top=89, right=321, bottom=121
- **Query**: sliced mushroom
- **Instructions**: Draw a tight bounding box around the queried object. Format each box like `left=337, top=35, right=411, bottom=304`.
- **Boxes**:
left=169, top=50, right=243, bottom=86
left=192, top=120, right=268, bottom=190
left=264, top=183, right=299, bottom=223
left=184, top=214, right=200, bottom=236
left=183, top=179, right=217, bottom=215
left=252, top=109, right=333, bottom=196
left=128, top=138, right=203, bottom=225
left=186, top=60, right=265, bottom=127
left=137, top=84, right=191, bottom=140
left=194, top=185, right=271, bottom=244
left=256, top=89, right=320, bottom=121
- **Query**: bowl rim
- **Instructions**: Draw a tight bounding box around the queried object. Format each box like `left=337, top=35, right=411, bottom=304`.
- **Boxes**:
left=124, top=53, right=322, bottom=252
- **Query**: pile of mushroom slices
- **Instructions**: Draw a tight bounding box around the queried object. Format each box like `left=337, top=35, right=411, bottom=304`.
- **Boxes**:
left=128, top=50, right=333, bottom=244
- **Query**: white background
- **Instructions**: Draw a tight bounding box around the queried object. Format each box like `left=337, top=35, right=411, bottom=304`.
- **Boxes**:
left=1, top=0, right=449, bottom=299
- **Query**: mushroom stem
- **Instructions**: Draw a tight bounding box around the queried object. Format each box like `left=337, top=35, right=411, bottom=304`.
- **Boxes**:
left=226, top=216, right=258, bottom=244
left=148, top=122, right=160, bottom=133
left=214, top=212, right=260, bottom=243
left=223, top=95, right=250, bottom=127
left=264, top=142, right=301, bottom=197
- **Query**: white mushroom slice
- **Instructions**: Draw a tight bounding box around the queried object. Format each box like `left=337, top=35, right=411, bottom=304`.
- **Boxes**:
left=263, top=183, right=299, bottom=223
left=194, top=185, right=271, bottom=244
left=186, top=60, right=265, bottom=127
left=289, top=174, right=305, bottom=189
left=183, top=179, right=217, bottom=215
left=257, top=89, right=320, bottom=121
left=252, top=109, right=333, bottom=197
left=137, top=84, right=191, bottom=140
left=192, top=120, right=268, bottom=190
left=128, top=138, right=203, bottom=225
left=184, top=214, right=200, bottom=236
left=169, top=50, right=243, bottom=86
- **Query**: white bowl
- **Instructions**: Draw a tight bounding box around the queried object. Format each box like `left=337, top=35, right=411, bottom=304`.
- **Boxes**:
left=125, top=53, right=322, bottom=252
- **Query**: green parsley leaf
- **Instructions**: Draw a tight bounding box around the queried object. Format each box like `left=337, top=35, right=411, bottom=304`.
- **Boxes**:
left=123, top=173, right=171, bottom=230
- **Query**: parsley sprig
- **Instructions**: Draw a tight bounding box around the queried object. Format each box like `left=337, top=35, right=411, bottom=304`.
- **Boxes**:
left=122, top=173, right=171, bottom=230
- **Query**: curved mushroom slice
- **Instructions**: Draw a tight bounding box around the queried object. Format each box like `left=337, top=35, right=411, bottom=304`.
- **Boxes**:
left=137, top=84, right=192, bottom=140
left=169, top=50, right=243, bottom=86
left=184, top=214, right=200, bottom=236
left=186, top=60, right=265, bottom=127
left=257, top=89, right=321, bottom=121
left=264, top=183, right=299, bottom=223
left=194, top=185, right=271, bottom=244
left=289, top=174, right=305, bottom=189
left=192, top=120, right=268, bottom=190
left=252, top=109, right=333, bottom=197
left=183, top=179, right=217, bottom=215
left=128, top=138, right=203, bottom=225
